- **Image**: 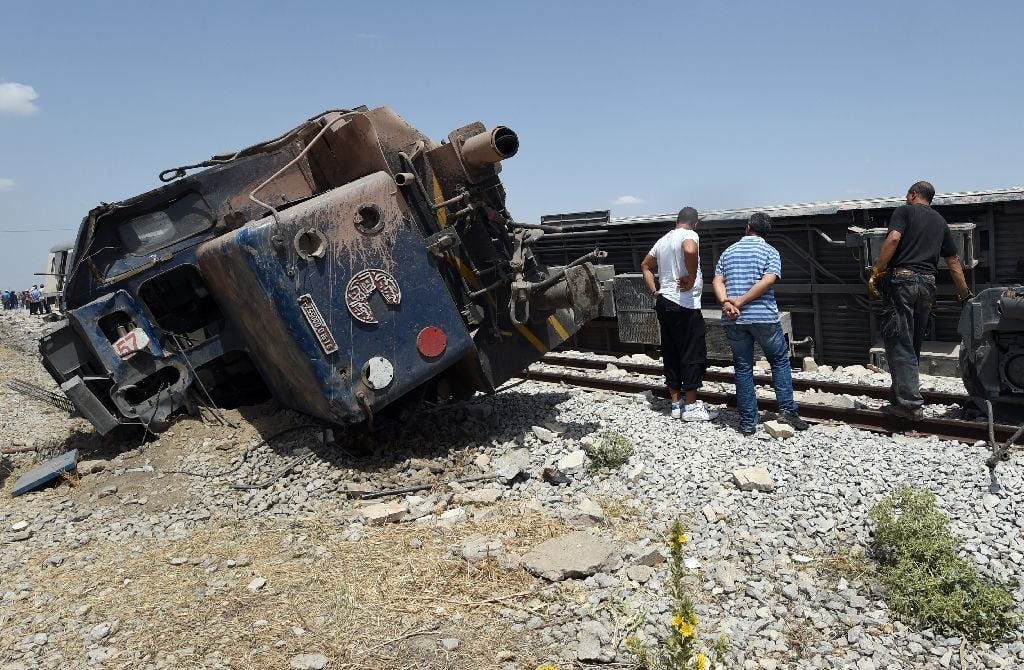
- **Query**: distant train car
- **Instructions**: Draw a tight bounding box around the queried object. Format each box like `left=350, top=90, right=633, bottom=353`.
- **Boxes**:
left=38, top=106, right=605, bottom=434
left=36, top=241, right=74, bottom=310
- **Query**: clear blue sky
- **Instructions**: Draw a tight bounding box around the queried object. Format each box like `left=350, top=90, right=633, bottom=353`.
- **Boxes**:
left=2, top=1, right=1022, bottom=288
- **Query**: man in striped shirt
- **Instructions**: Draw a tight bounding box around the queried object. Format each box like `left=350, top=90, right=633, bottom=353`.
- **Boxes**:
left=712, top=212, right=808, bottom=436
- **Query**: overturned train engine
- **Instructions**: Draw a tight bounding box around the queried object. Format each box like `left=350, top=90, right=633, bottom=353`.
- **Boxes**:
left=40, top=107, right=605, bottom=434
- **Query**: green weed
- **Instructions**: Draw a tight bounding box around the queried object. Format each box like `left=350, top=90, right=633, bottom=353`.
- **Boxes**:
left=869, top=485, right=1017, bottom=642
left=585, top=432, right=635, bottom=471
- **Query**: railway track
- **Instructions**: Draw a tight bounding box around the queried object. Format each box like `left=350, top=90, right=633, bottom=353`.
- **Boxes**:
left=539, top=353, right=967, bottom=406
left=519, top=362, right=1021, bottom=445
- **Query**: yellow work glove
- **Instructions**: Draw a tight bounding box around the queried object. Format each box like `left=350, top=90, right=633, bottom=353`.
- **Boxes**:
left=867, top=266, right=886, bottom=300
left=957, top=291, right=975, bottom=305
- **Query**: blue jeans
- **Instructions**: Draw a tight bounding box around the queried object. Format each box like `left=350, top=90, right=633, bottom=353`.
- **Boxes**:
left=725, top=322, right=797, bottom=431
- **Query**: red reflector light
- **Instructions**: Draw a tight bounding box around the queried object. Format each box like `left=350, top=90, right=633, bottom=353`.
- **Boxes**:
left=416, top=326, right=447, bottom=358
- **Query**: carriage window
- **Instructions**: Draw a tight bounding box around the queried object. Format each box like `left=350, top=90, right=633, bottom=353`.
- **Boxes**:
left=119, top=191, right=214, bottom=256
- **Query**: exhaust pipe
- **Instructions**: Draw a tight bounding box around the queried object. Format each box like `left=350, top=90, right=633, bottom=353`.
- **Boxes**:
left=461, top=126, right=519, bottom=167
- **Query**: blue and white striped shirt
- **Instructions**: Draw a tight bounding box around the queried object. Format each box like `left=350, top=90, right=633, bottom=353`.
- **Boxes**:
left=713, top=235, right=782, bottom=324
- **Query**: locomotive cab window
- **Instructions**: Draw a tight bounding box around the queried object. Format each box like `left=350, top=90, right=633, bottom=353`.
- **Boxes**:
left=119, top=191, right=214, bottom=256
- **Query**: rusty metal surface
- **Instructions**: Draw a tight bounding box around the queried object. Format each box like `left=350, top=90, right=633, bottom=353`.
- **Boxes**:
left=563, top=263, right=602, bottom=325
left=460, top=126, right=519, bottom=167
left=195, top=172, right=422, bottom=423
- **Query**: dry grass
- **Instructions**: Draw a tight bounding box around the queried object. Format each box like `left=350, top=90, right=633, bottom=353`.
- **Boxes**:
left=0, top=507, right=588, bottom=670
left=589, top=494, right=644, bottom=544
left=0, top=330, right=642, bottom=669
left=782, top=621, right=824, bottom=658
left=815, top=546, right=873, bottom=585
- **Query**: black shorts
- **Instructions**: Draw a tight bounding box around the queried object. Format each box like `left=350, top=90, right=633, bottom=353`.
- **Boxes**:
left=655, top=297, right=707, bottom=391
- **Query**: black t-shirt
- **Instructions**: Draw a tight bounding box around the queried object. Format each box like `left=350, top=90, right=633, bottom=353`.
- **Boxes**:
left=887, top=204, right=958, bottom=273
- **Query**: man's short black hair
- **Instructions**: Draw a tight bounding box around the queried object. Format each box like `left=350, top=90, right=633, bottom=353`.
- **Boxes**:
left=676, top=207, right=699, bottom=225
left=908, top=181, right=935, bottom=203
left=747, top=212, right=772, bottom=236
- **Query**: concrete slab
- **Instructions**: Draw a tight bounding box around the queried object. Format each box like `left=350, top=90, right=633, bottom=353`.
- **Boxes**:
left=870, top=340, right=961, bottom=378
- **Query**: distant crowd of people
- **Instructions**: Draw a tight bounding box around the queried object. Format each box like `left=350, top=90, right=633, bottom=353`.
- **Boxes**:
left=1, top=285, right=52, bottom=315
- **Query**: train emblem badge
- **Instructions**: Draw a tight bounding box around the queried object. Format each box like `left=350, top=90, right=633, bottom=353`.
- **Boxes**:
left=345, top=269, right=402, bottom=324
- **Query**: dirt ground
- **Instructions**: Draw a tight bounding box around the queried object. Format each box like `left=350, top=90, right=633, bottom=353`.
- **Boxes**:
left=0, top=310, right=614, bottom=670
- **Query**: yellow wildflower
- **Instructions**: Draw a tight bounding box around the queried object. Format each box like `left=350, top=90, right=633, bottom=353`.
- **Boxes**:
left=671, top=615, right=696, bottom=638
left=688, top=611, right=699, bottom=626
left=536, top=665, right=559, bottom=670
left=695, top=653, right=709, bottom=670
left=676, top=533, right=688, bottom=545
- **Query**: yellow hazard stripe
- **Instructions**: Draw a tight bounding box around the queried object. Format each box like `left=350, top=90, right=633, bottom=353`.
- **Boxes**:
left=432, top=176, right=447, bottom=228
left=514, top=320, right=549, bottom=354
left=547, top=315, right=571, bottom=341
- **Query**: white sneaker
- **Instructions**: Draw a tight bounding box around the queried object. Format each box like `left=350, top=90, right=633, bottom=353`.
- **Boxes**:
left=670, top=402, right=682, bottom=419
left=683, top=401, right=719, bottom=422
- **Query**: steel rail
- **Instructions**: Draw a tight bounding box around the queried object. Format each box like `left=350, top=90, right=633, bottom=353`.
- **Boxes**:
left=518, top=368, right=1018, bottom=444
left=539, top=354, right=967, bottom=406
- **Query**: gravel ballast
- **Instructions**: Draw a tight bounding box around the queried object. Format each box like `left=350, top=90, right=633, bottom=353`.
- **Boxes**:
left=1, top=309, right=1022, bottom=669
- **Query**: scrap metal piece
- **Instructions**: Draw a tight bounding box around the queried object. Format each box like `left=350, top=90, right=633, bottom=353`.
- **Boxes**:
left=60, top=377, right=119, bottom=435
left=7, top=379, right=74, bottom=414
left=359, top=474, right=495, bottom=500
left=11, top=449, right=78, bottom=497
left=563, top=263, right=603, bottom=325
left=542, top=467, right=571, bottom=486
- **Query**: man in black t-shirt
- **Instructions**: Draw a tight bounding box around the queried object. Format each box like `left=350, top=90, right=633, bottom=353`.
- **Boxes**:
left=867, top=181, right=972, bottom=420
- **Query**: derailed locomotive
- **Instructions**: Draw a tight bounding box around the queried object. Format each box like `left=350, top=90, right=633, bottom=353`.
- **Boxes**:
left=39, top=106, right=605, bottom=434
